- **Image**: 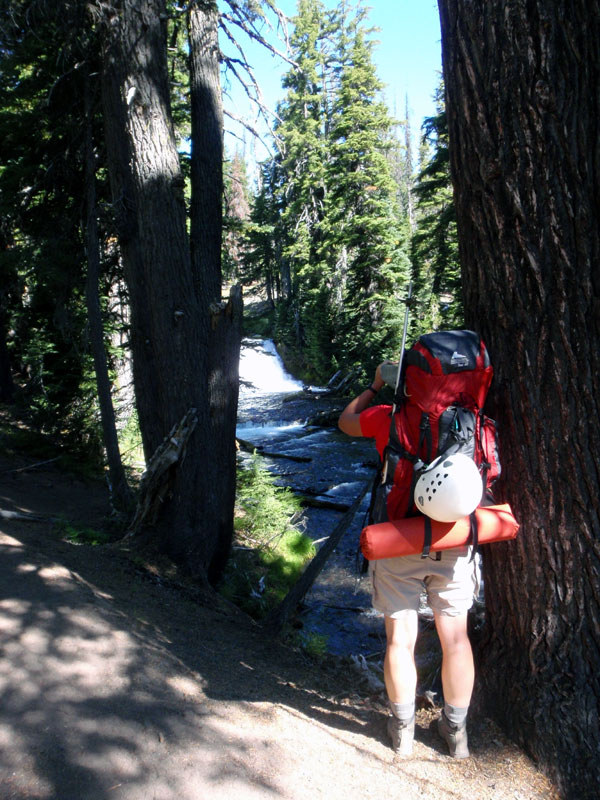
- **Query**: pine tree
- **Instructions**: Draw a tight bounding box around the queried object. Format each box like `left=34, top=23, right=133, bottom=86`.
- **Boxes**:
left=410, top=81, right=462, bottom=335
left=323, top=4, right=410, bottom=378
left=243, top=161, right=280, bottom=304
left=0, top=2, right=136, bottom=508
left=0, top=3, right=103, bottom=448
left=223, top=149, right=251, bottom=281
left=242, top=0, right=412, bottom=383
left=272, top=0, right=334, bottom=376
left=386, top=97, right=415, bottom=228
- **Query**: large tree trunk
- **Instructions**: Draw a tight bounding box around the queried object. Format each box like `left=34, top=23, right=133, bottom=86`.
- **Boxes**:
left=189, top=0, right=222, bottom=303
left=438, top=1, right=600, bottom=796
left=187, top=1, right=241, bottom=582
left=99, top=0, right=240, bottom=582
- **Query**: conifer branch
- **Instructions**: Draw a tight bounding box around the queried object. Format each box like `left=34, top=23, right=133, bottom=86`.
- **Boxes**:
left=221, top=50, right=283, bottom=152
left=220, top=12, right=297, bottom=69
left=223, top=108, right=275, bottom=155
left=220, top=1, right=296, bottom=66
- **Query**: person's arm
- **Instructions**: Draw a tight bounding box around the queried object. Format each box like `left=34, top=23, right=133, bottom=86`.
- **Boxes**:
left=338, top=365, right=386, bottom=436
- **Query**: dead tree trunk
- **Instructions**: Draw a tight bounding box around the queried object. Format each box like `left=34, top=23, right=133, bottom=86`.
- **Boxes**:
left=438, top=1, right=600, bottom=795
left=263, top=481, right=369, bottom=635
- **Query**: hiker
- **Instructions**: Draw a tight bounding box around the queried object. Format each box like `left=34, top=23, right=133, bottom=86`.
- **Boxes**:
left=338, top=361, right=478, bottom=759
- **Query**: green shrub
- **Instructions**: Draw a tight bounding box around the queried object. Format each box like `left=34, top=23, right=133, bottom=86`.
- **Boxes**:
left=118, top=407, right=145, bottom=470
left=298, top=631, right=329, bottom=658
left=53, top=516, right=112, bottom=545
left=220, top=452, right=315, bottom=618
left=242, top=306, right=275, bottom=338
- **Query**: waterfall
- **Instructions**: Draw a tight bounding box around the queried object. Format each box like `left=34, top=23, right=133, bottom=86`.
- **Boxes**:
left=239, top=338, right=304, bottom=395
left=235, top=337, right=381, bottom=656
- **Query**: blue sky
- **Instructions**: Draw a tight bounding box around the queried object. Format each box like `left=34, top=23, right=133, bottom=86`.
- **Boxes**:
left=219, top=0, right=443, bottom=166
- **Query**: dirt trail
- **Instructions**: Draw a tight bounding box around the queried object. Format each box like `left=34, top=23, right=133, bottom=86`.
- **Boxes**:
left=0, top=454, right=559, bottom=800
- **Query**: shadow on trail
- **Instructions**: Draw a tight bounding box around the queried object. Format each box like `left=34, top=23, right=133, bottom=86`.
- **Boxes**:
left=0, top=509, right=557, bottom=800
left=0, top=518, right=397, bottom=800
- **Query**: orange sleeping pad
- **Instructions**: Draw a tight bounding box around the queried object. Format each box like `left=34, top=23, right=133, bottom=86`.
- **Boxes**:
left=360, top=503, right=519, bottom=560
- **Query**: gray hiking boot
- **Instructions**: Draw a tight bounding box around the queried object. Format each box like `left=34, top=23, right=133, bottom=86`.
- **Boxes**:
left=437, top=710, right=469, bottom=758
left=387, top=714, right=415, bottom=757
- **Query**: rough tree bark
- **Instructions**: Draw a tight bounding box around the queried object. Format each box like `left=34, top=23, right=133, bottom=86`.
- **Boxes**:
left=187, top=1, right=242, bottom=582
left=99, top=0, right=241, bottom=583
left=438, top=1, right=600, bottom=796
left=189, top=0, right=222, bottom=304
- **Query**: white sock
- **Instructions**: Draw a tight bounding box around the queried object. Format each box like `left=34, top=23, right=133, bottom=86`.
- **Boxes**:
left=444, top=702, right=468, bottom=726
left=389, top=700, right=415, bottom=722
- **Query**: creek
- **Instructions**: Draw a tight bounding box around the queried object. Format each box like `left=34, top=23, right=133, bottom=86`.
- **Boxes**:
left=237, top=337, right=386, bottom=658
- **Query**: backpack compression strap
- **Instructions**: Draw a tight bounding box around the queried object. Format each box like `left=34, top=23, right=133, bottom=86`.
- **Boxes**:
left=468, top=511, right=479, bottom=562
left=421, top=516, right=432, bottom=559
left=423, top=511, right=478, bottom=562
left=421, top=516, right=442, bottom=561
left=478, top=409, right=491, bottom=490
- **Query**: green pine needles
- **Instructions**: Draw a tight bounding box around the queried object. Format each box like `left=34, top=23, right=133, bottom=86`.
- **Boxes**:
left=240, top=0, right=459, bottom=387
left=410, top=82, right=463, bottom=336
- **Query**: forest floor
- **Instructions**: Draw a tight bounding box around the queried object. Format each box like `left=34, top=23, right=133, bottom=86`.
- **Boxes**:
left=0, top=418, right=561, bottom=800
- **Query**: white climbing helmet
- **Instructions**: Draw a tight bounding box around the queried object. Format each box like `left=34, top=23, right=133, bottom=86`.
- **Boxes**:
left=414, top=453, right=483, bottom=522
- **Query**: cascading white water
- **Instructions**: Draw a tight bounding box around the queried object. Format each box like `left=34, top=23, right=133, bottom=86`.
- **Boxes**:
left=239, top=338, right=304, bottom=394
left=235, top=336, right=382, bottom=656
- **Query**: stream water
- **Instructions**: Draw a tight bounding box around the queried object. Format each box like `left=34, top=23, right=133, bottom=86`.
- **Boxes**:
left=237, top=337, right=386, bottom=657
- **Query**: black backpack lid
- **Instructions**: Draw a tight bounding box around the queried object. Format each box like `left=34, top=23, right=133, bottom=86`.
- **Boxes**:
left=408, top=330, right=489, bottom=374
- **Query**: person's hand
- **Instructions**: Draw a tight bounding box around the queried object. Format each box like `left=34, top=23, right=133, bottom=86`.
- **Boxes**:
left=373, top=363, right=388, bottom=392
left=378, top=359, right=401, bottom=390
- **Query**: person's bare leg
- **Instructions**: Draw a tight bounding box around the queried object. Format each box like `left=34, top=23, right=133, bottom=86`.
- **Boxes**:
left=433, top=612, right=473, bottom=757
left=384, top=612, right=419, bottom=702
left=384, top=612, right=419, bottom=755
left=433, top=612, right=474, bottom=706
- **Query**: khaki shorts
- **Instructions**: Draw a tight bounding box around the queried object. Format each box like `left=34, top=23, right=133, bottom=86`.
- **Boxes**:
left=370, top=545, right=480, bottom=618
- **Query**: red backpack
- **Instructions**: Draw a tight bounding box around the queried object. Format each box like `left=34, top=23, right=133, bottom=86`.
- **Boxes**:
left=369, top=330, right=501, bottom=553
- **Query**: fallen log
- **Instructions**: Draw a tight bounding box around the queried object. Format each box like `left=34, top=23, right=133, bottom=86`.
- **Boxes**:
left=1, top=456, right=60, bottom=475
left=297, top=495, right=350, bottom=511
left=0, top=508, right=53, bottom=523
left=236, top=438, right=312, bottom=463
left=304, top=409, right=344, bottom=427
left=261, top=480, right=370, bottom=635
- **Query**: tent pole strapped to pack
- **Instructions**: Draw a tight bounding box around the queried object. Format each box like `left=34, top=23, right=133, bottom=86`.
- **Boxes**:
left=382, top=281, right=413, bottom=486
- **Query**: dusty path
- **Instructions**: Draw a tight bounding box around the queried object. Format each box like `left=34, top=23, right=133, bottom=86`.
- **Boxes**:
left=0, top=456, right=558, bottom=800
